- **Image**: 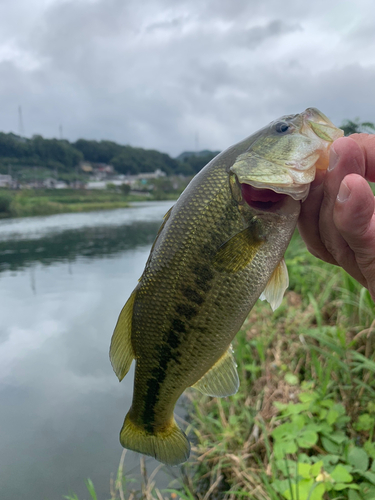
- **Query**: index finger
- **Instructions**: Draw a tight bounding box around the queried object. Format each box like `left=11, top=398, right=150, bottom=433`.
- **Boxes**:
left=345, top=133, right=375, bottom=182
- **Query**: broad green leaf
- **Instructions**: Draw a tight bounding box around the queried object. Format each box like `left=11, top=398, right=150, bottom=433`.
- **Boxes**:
left=331, top=464, right=353, bottom=483
left=320, top=400, right=334, bottom=409
left=363, top=471, right=375, bottom=486
left=365, top=441, right=375, bottom=460
left=360, top=482, right=375, bottom=499
left=297, top=430, right=318, bottom=449
left=328, top=431, right=347, bottom=444
left=274, top=441, right=297, bottom=459
left=283, top=479, right=325, bottom=500
left=321, top=437, right=340, bottom=454
left=348, top=490, right=362, bottom=500
left=326, top=409, right=339, bottom=425
left=298, top=462, right=312, bottom=479
left=311, top=460, right=324, bottom=477
left=348, top=447, right=369, bottom=473
left=271, top=479, right=291, bottom=495
left=298, top=391, right=319, bottom=403
left=292, top=414, right=306, bottom=429
left=275, top=459, right=298, bottom=476
left=272, top=423, right=296, bottom=440
left=334, top=483, right=360, bottom=491
left=321, top=455, right=340, bottom=467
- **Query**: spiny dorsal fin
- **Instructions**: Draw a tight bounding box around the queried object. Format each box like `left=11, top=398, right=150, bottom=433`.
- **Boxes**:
left=110, top=290, right=136, bottom=381
left=192, top=346, right=239, bottom=397
left=259, top=257, right=289, bottom=311
left=212, top=218, right=265, bottom=273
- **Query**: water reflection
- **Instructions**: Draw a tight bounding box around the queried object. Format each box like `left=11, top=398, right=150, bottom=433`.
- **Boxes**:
left=0, top=202, right=186, bottom=500
left=0, top=220, right=162, bottom=273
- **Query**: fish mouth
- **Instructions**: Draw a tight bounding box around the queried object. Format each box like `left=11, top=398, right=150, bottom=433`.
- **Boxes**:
left=230, top=107, right=344, bottom=202
left=240, top=184, right=288, bottom=211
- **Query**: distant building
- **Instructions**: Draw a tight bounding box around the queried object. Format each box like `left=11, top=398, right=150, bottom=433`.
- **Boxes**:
left=0, top=174, right=12, bottom=187
left=80, top=162, right=93, bottom=173
left=137, top=169, right=166, bottom=180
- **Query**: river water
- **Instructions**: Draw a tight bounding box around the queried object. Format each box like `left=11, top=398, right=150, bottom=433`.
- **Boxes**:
left=0, top=202, right=188, bottom=499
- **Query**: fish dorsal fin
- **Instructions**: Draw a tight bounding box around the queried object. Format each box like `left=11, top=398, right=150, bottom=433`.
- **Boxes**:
left=110, top=290, right=137, bottom=381
left=259, top=258, right=289, bottom=311
left=212, top=218, right=265, bottom=273
left=192, top=346, right=239, bottom=397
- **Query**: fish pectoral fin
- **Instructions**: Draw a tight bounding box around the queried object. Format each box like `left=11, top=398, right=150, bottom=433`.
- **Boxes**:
left=109, top=290, right=136, bottom=381
left=212, top=219, right=264, bottom=273
left=120, top=413, right=190, bottom=466
left=259, top=258, right=289, bottom=311
left=192, top=346, right=239, bottom=397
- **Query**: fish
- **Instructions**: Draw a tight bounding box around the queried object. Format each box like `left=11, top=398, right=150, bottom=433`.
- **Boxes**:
left=110, top=108, right=343, bottom=466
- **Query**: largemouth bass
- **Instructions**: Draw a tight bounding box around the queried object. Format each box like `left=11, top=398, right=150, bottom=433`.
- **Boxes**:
left=110, top=108, right=343, bottom=466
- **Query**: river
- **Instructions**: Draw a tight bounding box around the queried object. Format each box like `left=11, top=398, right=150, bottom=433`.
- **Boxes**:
left=0, top=202, right=187, bottom=499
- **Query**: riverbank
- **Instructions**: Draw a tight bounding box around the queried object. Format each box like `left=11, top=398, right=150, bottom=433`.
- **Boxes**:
left=0, top=188, right=179, bottom=218
left=68, top=231, right=375, bottom=500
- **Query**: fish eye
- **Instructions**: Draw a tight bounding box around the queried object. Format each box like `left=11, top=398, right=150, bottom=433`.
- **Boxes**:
left=275, top=122, right=290, bottom=134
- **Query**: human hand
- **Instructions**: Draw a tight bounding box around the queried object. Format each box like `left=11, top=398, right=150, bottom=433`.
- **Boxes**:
left=298, top=134, right=375, bottom=301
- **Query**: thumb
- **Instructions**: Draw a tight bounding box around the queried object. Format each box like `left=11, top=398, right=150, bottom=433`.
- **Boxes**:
left=333, top=173, right=375, bottom=300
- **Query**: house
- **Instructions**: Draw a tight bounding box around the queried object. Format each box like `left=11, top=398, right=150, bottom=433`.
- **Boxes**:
left=0, top=174, right=12, bottom=187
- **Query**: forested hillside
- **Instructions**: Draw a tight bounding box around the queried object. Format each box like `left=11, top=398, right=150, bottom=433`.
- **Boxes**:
left=0, top=132, right=219, bottom=177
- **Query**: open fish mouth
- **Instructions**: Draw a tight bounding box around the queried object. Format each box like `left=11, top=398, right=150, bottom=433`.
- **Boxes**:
left=230, top=107, right=344, bottom=203
left=241, top=184, right=288, bottom=210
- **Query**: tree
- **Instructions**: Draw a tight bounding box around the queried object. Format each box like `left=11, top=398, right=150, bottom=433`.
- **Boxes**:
left=340, top=119, right=375, bottom=136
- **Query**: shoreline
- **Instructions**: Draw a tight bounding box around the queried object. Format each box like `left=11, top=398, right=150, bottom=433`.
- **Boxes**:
left=0, top=188, right=179, bottom=219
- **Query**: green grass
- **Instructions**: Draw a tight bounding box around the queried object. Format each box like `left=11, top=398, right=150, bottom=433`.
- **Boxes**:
left=65, top=231, right=375, bottom=500
left=0, top=188, right=184, bottom=218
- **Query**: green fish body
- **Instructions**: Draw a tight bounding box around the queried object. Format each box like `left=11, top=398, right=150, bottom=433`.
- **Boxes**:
left=110, top=108, right=343, bottom=466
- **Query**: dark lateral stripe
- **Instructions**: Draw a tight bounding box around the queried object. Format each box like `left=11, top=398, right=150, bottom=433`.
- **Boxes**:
left=182, top=286, right=204, bottom=305
left=142, top=319, right=187, bottom=432
left=193, top=263, right=214, bottom=292
left=176, top=303, right=197, bottom=321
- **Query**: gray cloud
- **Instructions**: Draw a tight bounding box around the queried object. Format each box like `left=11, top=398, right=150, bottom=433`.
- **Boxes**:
left=0, top=0, right=374, bottom=156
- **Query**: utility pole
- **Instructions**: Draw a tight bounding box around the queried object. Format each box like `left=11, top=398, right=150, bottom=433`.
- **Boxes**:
left=59, top=124, right=63, bottom=140
left=18, top=105, right=24, bottom=136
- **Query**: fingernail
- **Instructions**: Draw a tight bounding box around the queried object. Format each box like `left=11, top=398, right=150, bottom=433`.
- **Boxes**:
left=337, top=180, right=351, bottom=203
left=328, top=146, right=339, bottom=172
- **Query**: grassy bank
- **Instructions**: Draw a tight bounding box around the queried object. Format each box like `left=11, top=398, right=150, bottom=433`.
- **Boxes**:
left=0, top=188, right=181, bottom=218
left=0, top=188, right=133, bottom=217
left=67, top=232, right=375, bottom=500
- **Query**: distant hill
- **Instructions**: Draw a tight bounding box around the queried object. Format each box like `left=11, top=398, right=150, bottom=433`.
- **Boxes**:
left=175, top=150, right=220, bottom=176
left=175, top=150, right=220, bottom=161
left=0, top=132, right=220, bottom=179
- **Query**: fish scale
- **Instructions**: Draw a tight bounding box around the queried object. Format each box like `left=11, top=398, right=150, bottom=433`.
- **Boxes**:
left=110, top=108, right=343, bottom=465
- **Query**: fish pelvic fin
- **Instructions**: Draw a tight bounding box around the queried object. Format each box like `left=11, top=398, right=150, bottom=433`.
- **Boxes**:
left=110, top=290, right=136, bottom=381
left=259, top=257, right=289, bottom=311
left=212, top=218, right=265, bottom=273
left=120, top=413, right=190, bottom=466
left=192, top=346, right=239, bottom=397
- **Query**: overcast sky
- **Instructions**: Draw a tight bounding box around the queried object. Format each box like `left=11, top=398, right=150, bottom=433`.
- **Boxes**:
left=0, top=0, right=374, bottom=156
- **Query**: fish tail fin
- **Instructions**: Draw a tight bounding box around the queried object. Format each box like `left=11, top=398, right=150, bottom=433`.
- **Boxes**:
left=120, top=412, right=190, bottom=466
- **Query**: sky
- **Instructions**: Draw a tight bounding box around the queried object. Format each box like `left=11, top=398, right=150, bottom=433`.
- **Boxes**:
left=0, top=0, right=374, bottom=157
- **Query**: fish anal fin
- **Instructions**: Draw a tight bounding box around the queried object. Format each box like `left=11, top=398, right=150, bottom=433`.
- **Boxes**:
left=192, top=346, right=239, bottom=397
left=213, top=218, right=265, bottom=273
left=110, top=290, right=136, bottom=381
left=120, top=413, right=190, bottom=466
left=259, top=257, right=289, bottom=311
